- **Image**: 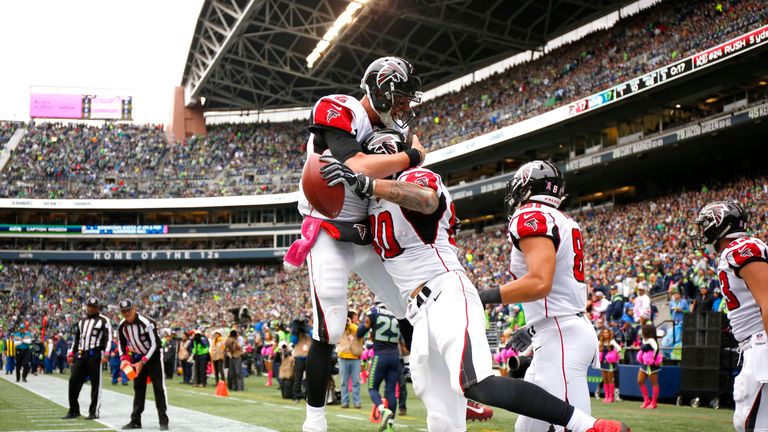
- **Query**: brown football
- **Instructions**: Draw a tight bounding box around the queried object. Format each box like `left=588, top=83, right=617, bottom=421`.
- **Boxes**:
left=301, top=153, right=345, bottom=219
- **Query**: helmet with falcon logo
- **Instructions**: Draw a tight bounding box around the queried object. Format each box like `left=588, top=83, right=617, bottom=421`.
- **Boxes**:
left=692, top=201, right=748, bottom=248
left=504, top=160, right=567, bottom=217
left=360, top=57, right=422, bottom=130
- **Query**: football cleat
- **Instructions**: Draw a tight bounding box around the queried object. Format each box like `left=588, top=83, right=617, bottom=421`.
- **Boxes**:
left=587, top=419, right=631, bottom=432
left=466, top=400, right=493, bottom=422
left=378, top=407, right=395, bottom=432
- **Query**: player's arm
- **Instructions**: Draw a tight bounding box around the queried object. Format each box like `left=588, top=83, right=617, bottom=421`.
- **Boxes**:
left=480, top=236, right=556, bottom=304
left=318, top=128, right=419, bottom=178
left=356, top=316, right=372, bottom=339
left=740, top=261, right=768, bottom=334
left=371, top=178, right=438, bottom=214
left=321, top=161, right=438, bottom=213
left=311, top=99, right=423, bottom=178
left=100, top=319, right=112, bottom=356
left=118, top=324, right=130, bottom=362
left=69, top=322, right=80, bottom=357
left=344, top=135, right=425, bottom=178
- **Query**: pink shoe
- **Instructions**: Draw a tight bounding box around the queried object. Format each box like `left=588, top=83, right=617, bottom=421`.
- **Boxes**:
left=646, top=402, right=657, bottom=409
left=640, top=400, right=650, bottom=408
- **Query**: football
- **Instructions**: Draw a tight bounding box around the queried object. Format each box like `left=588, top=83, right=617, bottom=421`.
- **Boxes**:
left=301, top=153, right=345, bottom=219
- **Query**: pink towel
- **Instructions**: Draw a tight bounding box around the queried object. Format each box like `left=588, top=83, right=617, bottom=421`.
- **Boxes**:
left=283, top=216, right=324, bottom=269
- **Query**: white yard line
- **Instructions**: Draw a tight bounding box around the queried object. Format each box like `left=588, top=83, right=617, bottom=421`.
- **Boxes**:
left=3, top=429, right=114, bottom=432
left=1, top=375, right=277, bottom=432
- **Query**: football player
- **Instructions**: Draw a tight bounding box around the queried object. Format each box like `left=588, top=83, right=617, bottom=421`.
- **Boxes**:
left=479, top=161, right=600, bottom=431
left=290, top=56, right=425, bottom=432
left=692, top=201, right=768, bottom=432
left=322, top=143, right=629, bottom=432
left=356, top=302, right=401, bottom=432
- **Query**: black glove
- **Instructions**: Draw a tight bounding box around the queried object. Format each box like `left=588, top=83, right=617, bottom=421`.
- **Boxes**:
left=319, top=155, right=375, bottom=199
left=507, top=327, right=533, bottom=353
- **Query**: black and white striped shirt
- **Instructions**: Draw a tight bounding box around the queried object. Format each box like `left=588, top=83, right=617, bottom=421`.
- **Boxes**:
left=118, top=313, right=160, bottom=363
left=70, top=314, right=111, bottom=354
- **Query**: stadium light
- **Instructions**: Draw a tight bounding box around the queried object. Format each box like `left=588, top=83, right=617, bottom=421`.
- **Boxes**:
left=307, top=0, right=370, bottom=69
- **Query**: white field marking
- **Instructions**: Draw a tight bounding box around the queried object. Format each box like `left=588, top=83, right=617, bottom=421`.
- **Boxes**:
left=3, top=429, right=114, bottom=432
left=31, top=419, right=79, bottom=422
left=335, top=414, right=366, bottom=421
left=177, top=388, right=303, bottom=411
left=0, top=374, right=277, bottom=432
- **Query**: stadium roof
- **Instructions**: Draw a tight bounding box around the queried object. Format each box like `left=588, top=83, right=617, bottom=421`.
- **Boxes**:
left=182, top=0, right=633, bottom=111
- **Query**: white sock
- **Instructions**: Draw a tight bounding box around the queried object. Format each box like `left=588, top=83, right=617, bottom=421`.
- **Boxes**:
left=378, top=404, right=387, bottom=413
left=566, top=408, right=596, bottom=432
left=306, top=404, right=325, bottom=416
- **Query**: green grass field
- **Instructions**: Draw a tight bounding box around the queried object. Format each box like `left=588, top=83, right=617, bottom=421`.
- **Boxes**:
left=1, top=372, right=736, bottom=432
left=0, top=377, right=109, bottom=432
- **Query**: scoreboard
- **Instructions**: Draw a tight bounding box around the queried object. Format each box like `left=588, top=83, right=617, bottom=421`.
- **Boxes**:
left=30, top=93, right=133, bottom=120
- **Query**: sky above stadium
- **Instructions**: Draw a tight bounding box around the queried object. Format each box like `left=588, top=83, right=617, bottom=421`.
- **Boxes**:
left=0, top=0, right=204, bottom=124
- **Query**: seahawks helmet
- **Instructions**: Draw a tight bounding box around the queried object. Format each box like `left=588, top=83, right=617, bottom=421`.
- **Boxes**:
left=692, top=201, right=747, bottom=248
left=504, top=161, right=567, bottom=217
left=361, top=57, right=422, bottom=130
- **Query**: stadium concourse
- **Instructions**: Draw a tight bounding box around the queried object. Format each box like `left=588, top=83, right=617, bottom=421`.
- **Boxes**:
left=0, top=0, right=766, bottom=199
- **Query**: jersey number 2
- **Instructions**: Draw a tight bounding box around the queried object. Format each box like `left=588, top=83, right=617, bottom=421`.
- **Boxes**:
left=718, top=271, right=740, bottom=310
left=370, top=211, right=404, bottom=259
left=572, top=228, right=585, bottom=282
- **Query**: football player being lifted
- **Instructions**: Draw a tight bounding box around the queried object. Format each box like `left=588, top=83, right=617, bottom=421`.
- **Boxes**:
left=693, top=201, right=768, bottom=432
left=286, top=57, right=425, bottom=432
left=479, top=161, right=600, bottom=431
left=322, top=144, right=630, bottom=432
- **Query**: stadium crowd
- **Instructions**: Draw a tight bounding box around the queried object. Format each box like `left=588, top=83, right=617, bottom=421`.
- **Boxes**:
left=411, top=0, right=768, bottom=149
left=2, top=175, right=767, bottom=375
left=1, top=0, right=766, bottom=199
left=0, top=121, right=22, bottom=146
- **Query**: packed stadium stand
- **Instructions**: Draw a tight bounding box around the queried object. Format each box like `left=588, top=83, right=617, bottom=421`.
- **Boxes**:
left=1, top=0, right=766, bottom=199
left=3, top=174, right=767, bottom=363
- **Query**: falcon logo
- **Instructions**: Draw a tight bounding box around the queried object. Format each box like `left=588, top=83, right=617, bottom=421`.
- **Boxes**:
left=376, top=60, right=408, bottom=87
left=702, top=202, right=730, bottom=225
left=354, top=224, right=367, bottom=240
left=416, top=178, right=429, bottom=188
left=738, top=246, right=754, bottom=258
left=517, top=164, right=534, bottom=186
left=365, top=133, right=400, bottom=155
left=524, top=218, right=538, bottom=231
left=326, top=109, right=340, bottom=123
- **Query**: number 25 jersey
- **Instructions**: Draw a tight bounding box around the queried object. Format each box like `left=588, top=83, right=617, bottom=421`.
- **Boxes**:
left=507, top=203, right=587, bottom=326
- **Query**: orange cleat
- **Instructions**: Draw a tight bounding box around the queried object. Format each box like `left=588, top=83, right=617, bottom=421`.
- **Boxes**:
left=587, top=419, right=631, bottom=432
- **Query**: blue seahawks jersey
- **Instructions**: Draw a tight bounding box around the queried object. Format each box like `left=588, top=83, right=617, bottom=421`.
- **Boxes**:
left=367, top=307, right=400, bottom=354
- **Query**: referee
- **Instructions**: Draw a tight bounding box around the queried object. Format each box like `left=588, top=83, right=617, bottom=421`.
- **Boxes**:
left=118, top=299, right=169, bottom=431
left=62, top=297, right=111, bottom=420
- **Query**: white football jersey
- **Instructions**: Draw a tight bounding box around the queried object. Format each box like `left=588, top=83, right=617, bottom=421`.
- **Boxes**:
left=507, top=203, right=587, bottom=326
left=717, top=236, right=768, bottom=342
left=368, top=168, right=462, bottom=303
left=298, top=94, right=407, bottom=223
